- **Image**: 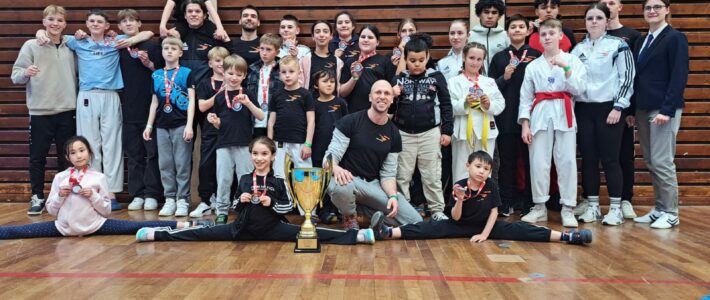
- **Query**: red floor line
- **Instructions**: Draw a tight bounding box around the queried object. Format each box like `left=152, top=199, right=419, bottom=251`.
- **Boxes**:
left=0, top=272, right=708, bottom=286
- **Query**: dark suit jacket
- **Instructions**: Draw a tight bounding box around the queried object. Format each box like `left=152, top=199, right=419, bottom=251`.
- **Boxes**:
left=631, top=25, right=688, bottom=118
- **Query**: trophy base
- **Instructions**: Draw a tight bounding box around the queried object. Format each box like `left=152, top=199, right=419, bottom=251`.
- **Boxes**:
left=294, top=235, right=321, bottom=253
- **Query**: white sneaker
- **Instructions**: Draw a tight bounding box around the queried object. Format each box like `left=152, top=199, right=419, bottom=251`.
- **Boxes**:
left=189, top=202, right=212, bottom=218
left=521, top=205, right=547, bottom=223
left=159, top=198, right=176, bottom=216
left=620, top=200, right=637, bottom=219
left=128, top=197, right=145, bottom=210
left=577, top=205, right=601, bottom=223
left=634, top=208, right=662, bottom=223
left=573, top=198, right=589, bottom=216
left=561, top=206, right=578, bottom=228
left=144, top=197, right=158, bottom=210
left=175, top=199, right=189, bottom=217
left=650, top=212, right=679, bottom=229
left=602, top=207, right=625, bottom=226
left=431, top=211, right=449, bottom=221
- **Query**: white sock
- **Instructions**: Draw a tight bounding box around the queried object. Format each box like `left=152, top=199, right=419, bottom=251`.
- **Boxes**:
left=588, top=196, right=600, bottom=207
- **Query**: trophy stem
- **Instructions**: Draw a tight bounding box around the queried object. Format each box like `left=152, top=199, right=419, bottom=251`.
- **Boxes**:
left=299, top=208, right=317, bottom=239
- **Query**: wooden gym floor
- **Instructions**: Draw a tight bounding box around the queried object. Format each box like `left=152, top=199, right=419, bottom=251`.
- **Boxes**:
left=0, top=203, right=708, bottom=299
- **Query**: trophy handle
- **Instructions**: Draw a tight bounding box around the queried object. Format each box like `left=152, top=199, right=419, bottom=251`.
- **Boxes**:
left=320, top=154, right=333, bottom=207
left=283, top=153, right=297, bottom=203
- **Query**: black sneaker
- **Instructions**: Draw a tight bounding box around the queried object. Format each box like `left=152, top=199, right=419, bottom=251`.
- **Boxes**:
left=27, top=195, right=45, bottom=216
left=215, top=214, right=228, bottom=225
left=567, top=229, right=592, bottom=245
left=369, top=211, right=389, bottom=240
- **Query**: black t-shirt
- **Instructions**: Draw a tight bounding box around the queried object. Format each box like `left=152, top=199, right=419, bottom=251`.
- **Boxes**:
left=336, top=110, right=402, bottom=181
left=340, top=54, right=396, bottom=113
left=230, top=37, right=261, bottom=67
left=119, top=40, right=164, bottom=124
left=488, top=45, right=542, bottom=134
left=308, top=53, right=338, bottom=92
left=235, top=170, right=290, bottom=234
left=177, top=22, right=229, bottom=83
left=195, top=76, right=222, bottom=136
left=607, top=26, right=642, bottom=52
left=328, top=37, right=360, bottom=60
left=312, top=97, right=349, bottom=167
left=452, top=178, right=501, bottom=226
left=212, top=88, right=257, bottom=148
left=269, top=87, right=315, bottom=143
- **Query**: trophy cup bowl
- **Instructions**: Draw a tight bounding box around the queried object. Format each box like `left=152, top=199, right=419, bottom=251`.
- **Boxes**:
left=283, top=154, right=332, bottom=253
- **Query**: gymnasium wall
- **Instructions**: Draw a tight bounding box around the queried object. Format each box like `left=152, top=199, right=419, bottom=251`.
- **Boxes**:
left=0, top=0, right=707, bottom=204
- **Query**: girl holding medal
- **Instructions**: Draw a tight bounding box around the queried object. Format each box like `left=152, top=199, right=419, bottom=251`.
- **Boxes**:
left=571, top=3, right=635, bottom=226
left=0, top=136, right=208, bottom=240
left=368, top=151, right=592, bottom=246
left=447, top=42, right=505, bottom=183
left=339, top=25, right=396, bottom=113
left=391, top=18, right=417, bottom=74
left=329, top=11, right=359, bottom=60
left=137, top=137, right=377, bottom=245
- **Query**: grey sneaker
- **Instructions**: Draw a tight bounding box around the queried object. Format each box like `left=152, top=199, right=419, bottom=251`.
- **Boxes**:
left=431, top=211, right=449, bottom=221
left=27, top=195, right=45, bottom=216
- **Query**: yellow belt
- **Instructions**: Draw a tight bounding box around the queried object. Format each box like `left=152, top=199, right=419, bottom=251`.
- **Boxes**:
left=466, top=100, right=488, bottom=151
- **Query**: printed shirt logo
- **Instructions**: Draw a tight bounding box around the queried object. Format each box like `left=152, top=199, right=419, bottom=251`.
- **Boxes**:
left=376, top=134, right=390, bottom=142
left=328, top=104, right=341, bottom=112
left=367, top=63, right=379, bottom=69
left=198, top=43, right=211, bottom=51
left=324, top=62, right=336, bottom=69
left=287, top=94, right=301, bottom=102
left=250, top=46, right=259, bottom=53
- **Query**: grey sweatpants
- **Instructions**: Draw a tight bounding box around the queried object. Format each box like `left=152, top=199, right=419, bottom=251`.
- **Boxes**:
left=329, top=176, right=423, bottom=226
left=76, top=90, right=124, bottom=192
left=215, top=146, right=251, bottom=215
left=157, top=125, right=193, bottom=200
left=636, top=109, right=682, bottom=215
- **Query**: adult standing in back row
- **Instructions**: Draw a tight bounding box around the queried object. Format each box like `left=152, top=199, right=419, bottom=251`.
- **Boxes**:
left=631, top=0, right=688, bottom=229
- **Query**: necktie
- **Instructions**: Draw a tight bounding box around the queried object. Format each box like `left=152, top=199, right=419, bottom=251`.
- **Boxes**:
left=638, top=34, right=654, bottom=63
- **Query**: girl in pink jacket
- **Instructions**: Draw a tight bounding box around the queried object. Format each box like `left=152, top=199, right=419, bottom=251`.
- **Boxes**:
left=0, top=136, right=208, bottom=239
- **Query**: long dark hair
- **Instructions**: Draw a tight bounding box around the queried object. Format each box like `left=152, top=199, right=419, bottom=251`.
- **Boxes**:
left=64, top=136, right=93, bottom=165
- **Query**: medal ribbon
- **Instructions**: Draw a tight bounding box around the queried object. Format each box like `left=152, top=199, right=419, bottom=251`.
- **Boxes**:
left=260, top=64, right=273, bottom=109
left=225, top=88, right=243, bottom=110
left=163, top=66, right=181, bottom=107
left=465, top=73, right=488, bottom=150
left=466, top=179, right=486, bottom=199
left=252, top=171, right=268, bottom=198
left=508, top=49, right=528, bottom=65
left=69, top=167, right=87, bottom=188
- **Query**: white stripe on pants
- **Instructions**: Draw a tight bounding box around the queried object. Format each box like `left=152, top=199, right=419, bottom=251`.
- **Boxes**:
left=528, top=128, right=577, bottom=207
left=157, top=126, right=193, bottom=199
left=215, top=146, right=251, bottom=215
left=451, top=137, right=496, bottom=183
left=76, top=90, right=124, bottom=192
left=396, top=128, right=446, bottom=214
left=274, top=142, right=312, bottom=179
left=636, top=109, right=682, bottom=215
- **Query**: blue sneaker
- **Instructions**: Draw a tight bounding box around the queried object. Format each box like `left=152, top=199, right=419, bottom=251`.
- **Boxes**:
left=360, top=228, right=375, bottom=245
left=111, top=199, right=122, bottom=211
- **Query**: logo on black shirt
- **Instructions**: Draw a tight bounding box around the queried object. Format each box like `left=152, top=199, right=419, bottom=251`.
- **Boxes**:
left=287, top=94, right=301, bottom=102
left=198, top=43, right=211, bottom=51
left=324, top=62, right=335, bottom=69
left=376, top=134, right=390, bottom=142
left=328, top=104, right=341, bottom=112
left=367, top=63, right=379, bottom=69
left=250, top=46, right=259, bottom=53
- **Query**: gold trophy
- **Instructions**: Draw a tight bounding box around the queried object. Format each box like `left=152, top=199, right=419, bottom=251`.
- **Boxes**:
left=283, top=154, right=332, bottom=253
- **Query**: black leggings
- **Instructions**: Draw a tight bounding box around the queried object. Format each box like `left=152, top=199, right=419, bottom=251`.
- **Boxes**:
left=575, top=101, right=624, bottom=198
left=0, top=219, right=178, bottom=239
left=619, top=115, right=635, bottom=202
left=399, top=219, right=551, bottom=242
left=497, top=133, right=532, bottom=209
left=154, top=221, right=359, bottom=245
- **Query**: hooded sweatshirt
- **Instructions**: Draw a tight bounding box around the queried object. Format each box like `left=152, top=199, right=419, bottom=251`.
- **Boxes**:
left=468, top=25, right=510, bottom=72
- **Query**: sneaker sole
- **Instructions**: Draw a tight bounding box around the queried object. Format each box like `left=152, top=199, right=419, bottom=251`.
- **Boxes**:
left=189, top=209, right=212, bottom=218
left=128, top=206, right=143, bottom=211
left=27, top=211, right=43, bottom=216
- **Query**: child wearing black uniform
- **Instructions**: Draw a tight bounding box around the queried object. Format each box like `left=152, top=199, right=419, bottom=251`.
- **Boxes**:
left=312, top=70, right=349, bottom=167
left=267, top=55, right=315, bottom=179
left=136, top=137, right=375, bottom=245
left=370, top=151, right=592, bottom=245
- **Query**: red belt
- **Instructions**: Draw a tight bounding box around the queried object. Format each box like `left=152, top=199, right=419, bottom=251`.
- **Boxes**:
left=532, top=92, right=573, bottom=128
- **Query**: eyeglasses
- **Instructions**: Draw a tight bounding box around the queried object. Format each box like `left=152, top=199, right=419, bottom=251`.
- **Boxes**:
left=644, top=5, right=666, bottom=12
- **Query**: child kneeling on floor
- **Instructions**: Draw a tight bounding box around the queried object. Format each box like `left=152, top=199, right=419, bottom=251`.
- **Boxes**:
left=369, top=151, right=592, bottom=245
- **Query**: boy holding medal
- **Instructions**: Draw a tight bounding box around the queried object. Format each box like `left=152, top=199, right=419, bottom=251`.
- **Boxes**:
left=143, top=37, right=196, bottom=217
left=277, top=15, right=311, bottom=60
left=518, top=19, right=586, bottom=228
left=246, top=33, right=284, bottom=138
left=488, top=14, right=541, bottom=216
left=206, top=55, right=265, bottom=224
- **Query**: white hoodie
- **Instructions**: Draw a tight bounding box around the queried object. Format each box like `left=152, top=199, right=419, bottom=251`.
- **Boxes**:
left=467, top=25, right=510, bottom=72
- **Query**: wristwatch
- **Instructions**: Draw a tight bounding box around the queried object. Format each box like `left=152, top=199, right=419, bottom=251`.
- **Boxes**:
left=613, top=106, right=623, bottom=112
